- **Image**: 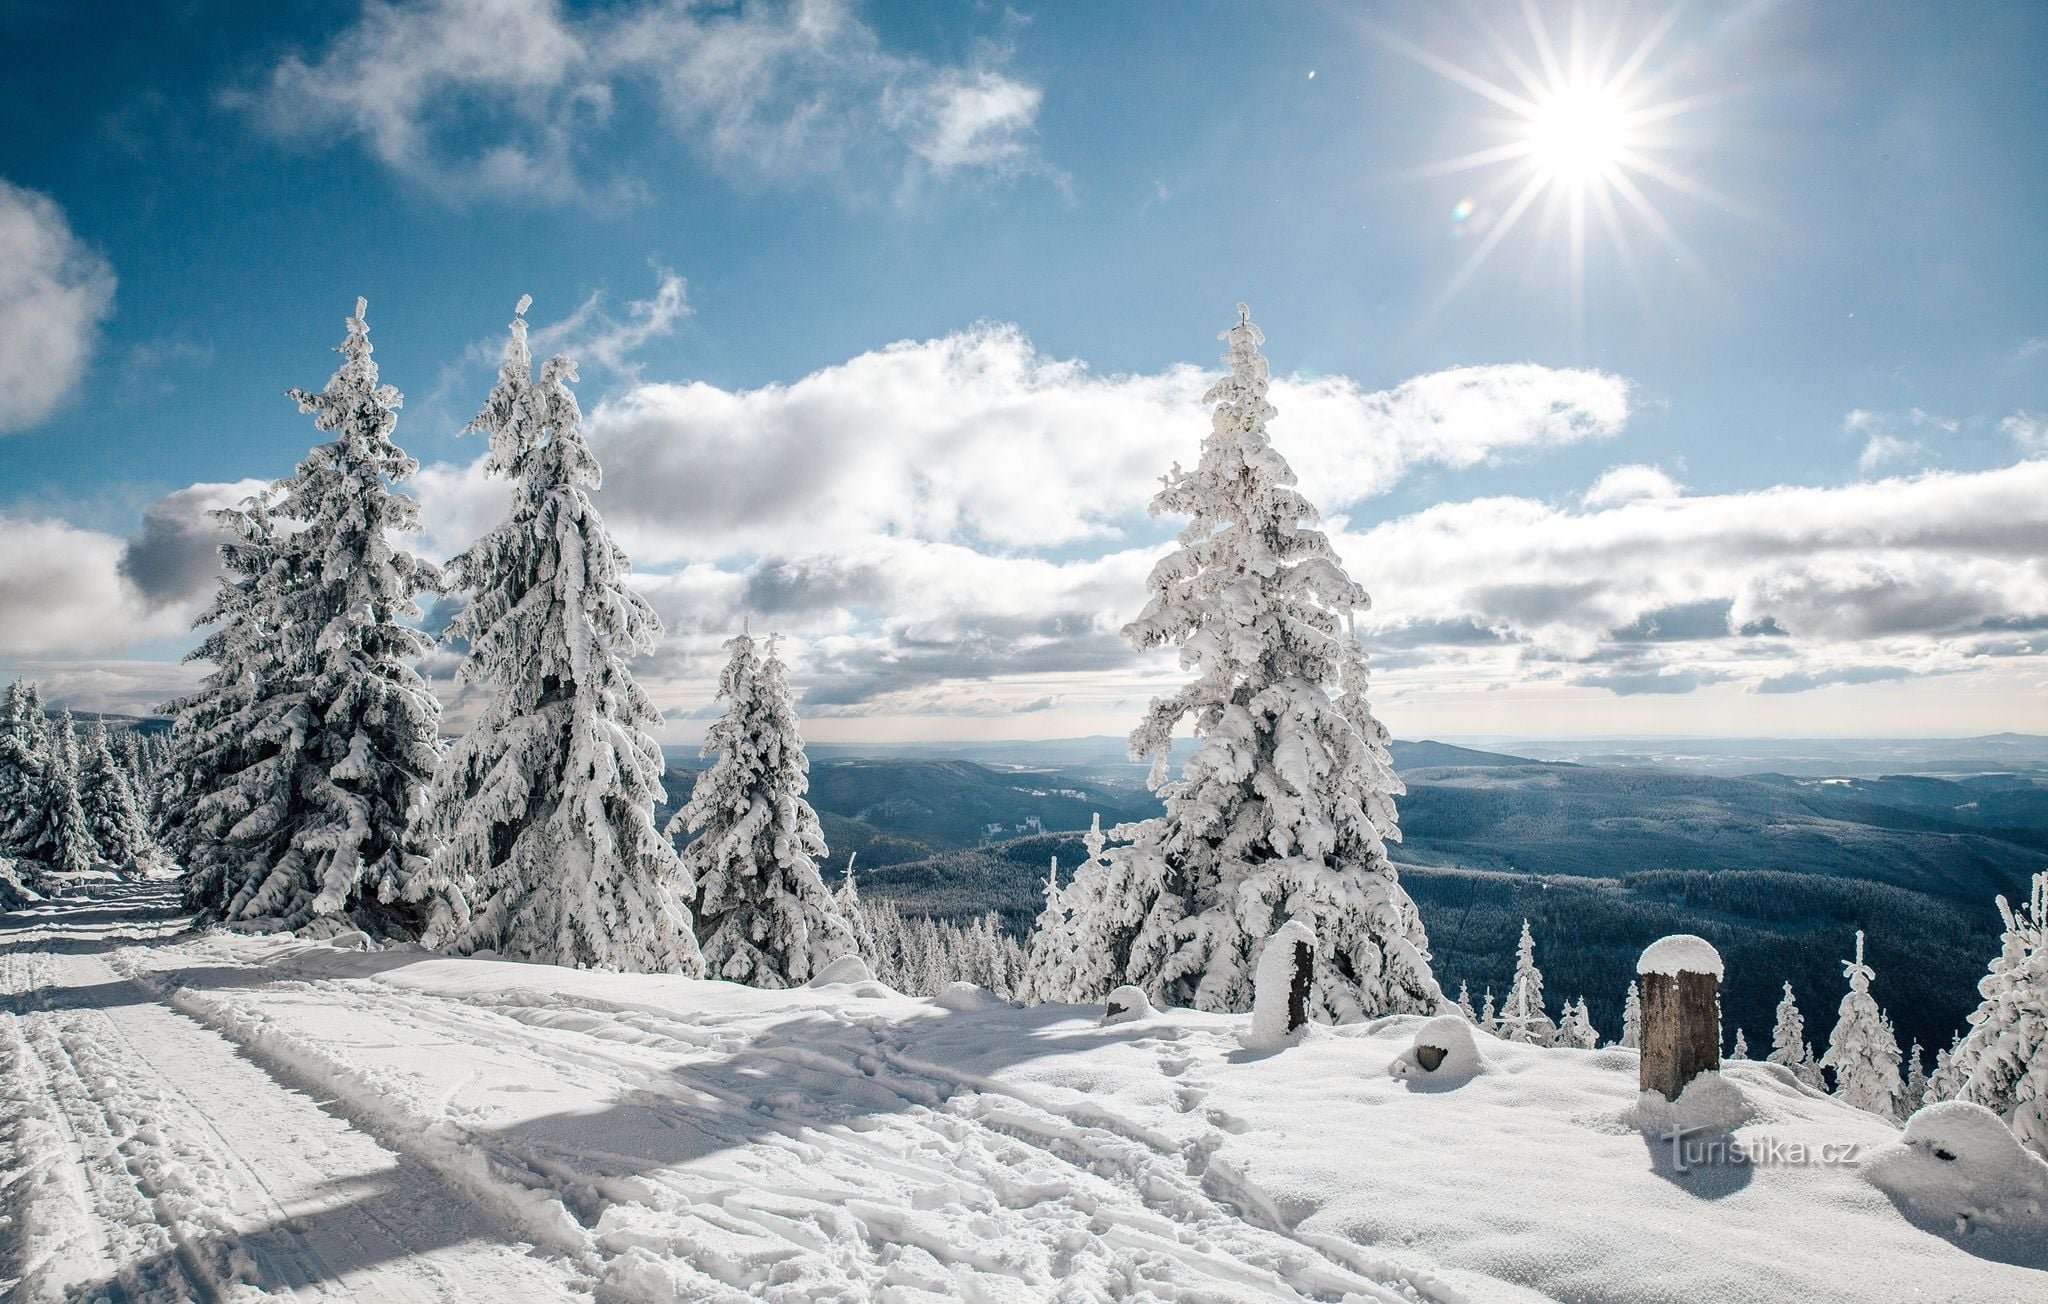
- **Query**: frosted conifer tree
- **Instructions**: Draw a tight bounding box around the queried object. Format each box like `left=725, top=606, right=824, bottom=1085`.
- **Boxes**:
left=1455, top=980, right=1477, bottom=1024
left=1902, top=1041, right=1929, bottom=1111
left=1822, top=931, right=1903, bottom=1119
left=38, top=713, right=101, bottom=873
left=1730, top=1028, right=1750, bottom=1061
left=671, top=633, right=851, bottom=986
left=1926, top=1033, right=1965, bottom=1106
left=835, top=854, right=880, bottom=964
left=1619, top=980, right=1642, bottom=1049
left=1947, top=871, right=2048, bottom=1155
left=159, top=492, right=301, bottom=915
left=1768, top=981, right=1822, bottom=1087
left=1558, top=997, right=1599, bottom=1049
left=1022, top=856, right=1077, bottom=1003
left=1498, top=920, right=1557, bottom=1044
left=76, top=721, right=156, bottom=870
left=0, top=681, right=53, bottom=868
left=1062, top=305, right=1437, bottom=1022
left=420, top=298, right=699, bottom=974
left=1481, top=987, right=1497, bottom=1034
left=168, top=301, right=441, bottom=934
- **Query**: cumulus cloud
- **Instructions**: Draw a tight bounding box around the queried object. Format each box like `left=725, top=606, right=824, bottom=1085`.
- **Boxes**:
left=118, top=479, right=270, bottom=609
left=555, top=324, right=1630, bottom=563
left=1857, top=432, right=1924, bottom=473
left=0, top=180, right=115, bottom=434
left=1755, top=664, right=1918, bottom=694
left=1340, top=459, right=2048, bottom=692
left=240, top=0, right=1052, bottom=203
left=1583, top=463, right=1682, bottom=507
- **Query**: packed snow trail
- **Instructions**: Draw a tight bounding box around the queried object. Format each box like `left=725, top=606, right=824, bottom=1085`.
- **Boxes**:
left=0, top=884, right=583, bottom=1302
left=6, top=885, right=2042, bottom=1303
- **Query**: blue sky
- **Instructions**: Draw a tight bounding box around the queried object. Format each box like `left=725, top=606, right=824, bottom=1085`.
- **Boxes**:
left=2, top=0, right=2045, bottom=741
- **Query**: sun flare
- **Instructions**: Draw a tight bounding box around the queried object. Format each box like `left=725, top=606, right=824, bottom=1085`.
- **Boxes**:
left=1371, top=5, right=1734, bottom=334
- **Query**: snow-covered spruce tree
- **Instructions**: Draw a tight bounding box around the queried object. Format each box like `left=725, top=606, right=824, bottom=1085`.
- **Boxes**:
left=1557, top=997, right=1599, bottom=1050
left=1947, top=871, right=2048, bottom=1155
left=834, top=854, right=880, bottom=965
left=1822, top=931, right=1904, bottom=1119
left=169, top=301, right=441, bottom=935
left=1480, top=988, right=1497, bottom=1034
left=1497, top=919, right=1557, bottom=1045
left=1455, top=980, right=1477, bottom=1024
left=159, top=491, right=304, bottom=915
left=1730, top=1028, right=1750, bottom=1061
left=419, top=299, right=700, bottom=974
left=670, top=633, right=851, bottom=986
left=1926, top=1033, right=1965, bottom=1106
left=76, top=721, right=156, bottom=871
left=1022, top=856, right=1076, bottom=1003
left=1061, top=305, right=1437, bottom=1022
left=0, top=680, right=53, bottom=867
left=1903, top=1040, right=1929, bottom=1111
left=1768, top=980, right=1823, bottom=1087
left=1619, top=979, right=1642, bottom=1050
left=38, top=712, right=102, bottom=874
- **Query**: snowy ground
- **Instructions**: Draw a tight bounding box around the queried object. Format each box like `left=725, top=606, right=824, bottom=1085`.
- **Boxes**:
left=3, top=886, right=2042, bottom=1303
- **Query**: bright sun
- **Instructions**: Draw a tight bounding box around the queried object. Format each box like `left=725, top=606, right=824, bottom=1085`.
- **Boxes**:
left=1525, top=83, right=1630, bottom=184
left=1369, top=6, right=1734, bottom=333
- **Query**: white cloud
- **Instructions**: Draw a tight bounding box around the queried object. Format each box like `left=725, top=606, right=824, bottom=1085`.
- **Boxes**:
left=1857, top=432, right=1924, bottom=473
left=2002, top=410, right=2047, bottom=452
left=1582, top=463, right=1682, bottom=508
left=0, top=180, right=115, bottom=434
left=887, top=68, right=1044, bottom=175
left=0, top=515, right=189, bottom=657
left=1342, top=460, right=2048, bottom=665
left=241, top=0, right=1052, bottom=203
left=544, top=324, right=1629, bottom=565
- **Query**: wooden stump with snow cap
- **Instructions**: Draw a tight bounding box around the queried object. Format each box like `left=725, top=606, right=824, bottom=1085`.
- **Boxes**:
left=1637, top=934, right=1723, bottom=1101
left=1242, top=918, right=1315, bottom=1051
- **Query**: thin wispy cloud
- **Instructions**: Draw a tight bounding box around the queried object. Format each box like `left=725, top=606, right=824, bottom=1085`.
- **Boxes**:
left=235, top=0, right=1055, bottom=205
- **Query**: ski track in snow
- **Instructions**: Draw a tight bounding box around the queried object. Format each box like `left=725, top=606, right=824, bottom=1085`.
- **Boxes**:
left=0, top=884, right=584, bottom=1303
left=4, top=885, right=1428, bottom=1303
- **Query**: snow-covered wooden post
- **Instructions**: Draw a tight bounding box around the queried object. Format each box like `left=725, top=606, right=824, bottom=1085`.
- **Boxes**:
left=1244, top=918, right=1315, bottom=1050
left=1637, top=935, right=1723, bottom=1101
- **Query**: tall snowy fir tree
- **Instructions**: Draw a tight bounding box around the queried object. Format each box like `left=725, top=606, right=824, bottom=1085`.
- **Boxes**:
left=166, top=301, right=440, bottom=935
left=39, top=712, right=100, bottom=874
left=160, top=491, right=300, bottom=916
left=1822, top=932, right=1903, bottom=1119
left=1946, top=870, right=2048, bottom=1155
left=1558, top=997, right=1599, bottom=1050
left=1061, top=305, right=1438, bottom=1022
left=671, top=633, right=851, bottom=987
left=1497, top=920, right=1556, bottom=1045
left=1022, top=856, right=1077, bottom=1003
left=834, top=854, right=880, bottom=966
left=1619, top=980, right=1642, bottom=1050
left=1902, top=1041, right=1929, bottom=1112
left=1768, top=981, right=1823, bottom=1087
left=419, top=298, right=700, bottom=974
left=0, top=680, right=53, bottom=872
left=1455, top=981, right=1477, bottom=1024
left=76, top=721, right=156, bottom=870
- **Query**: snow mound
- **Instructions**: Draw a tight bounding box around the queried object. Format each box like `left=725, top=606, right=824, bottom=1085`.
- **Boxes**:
left=1387, top=1015, right=1482, bottom=1085
left=806, top=954, right=874, bottom=987
left=934, top=981, right=999, bottom=1011
left=1636, top=934, right=1723, bottom=979
left=1242, top=918, right=1315, bottom=1052
left=1864, top=1102, right=2048, bottom=1267
left=1103, top=984, right=1153, bottom=1024
left=1619, top=1070, right=1756, bottom=1136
